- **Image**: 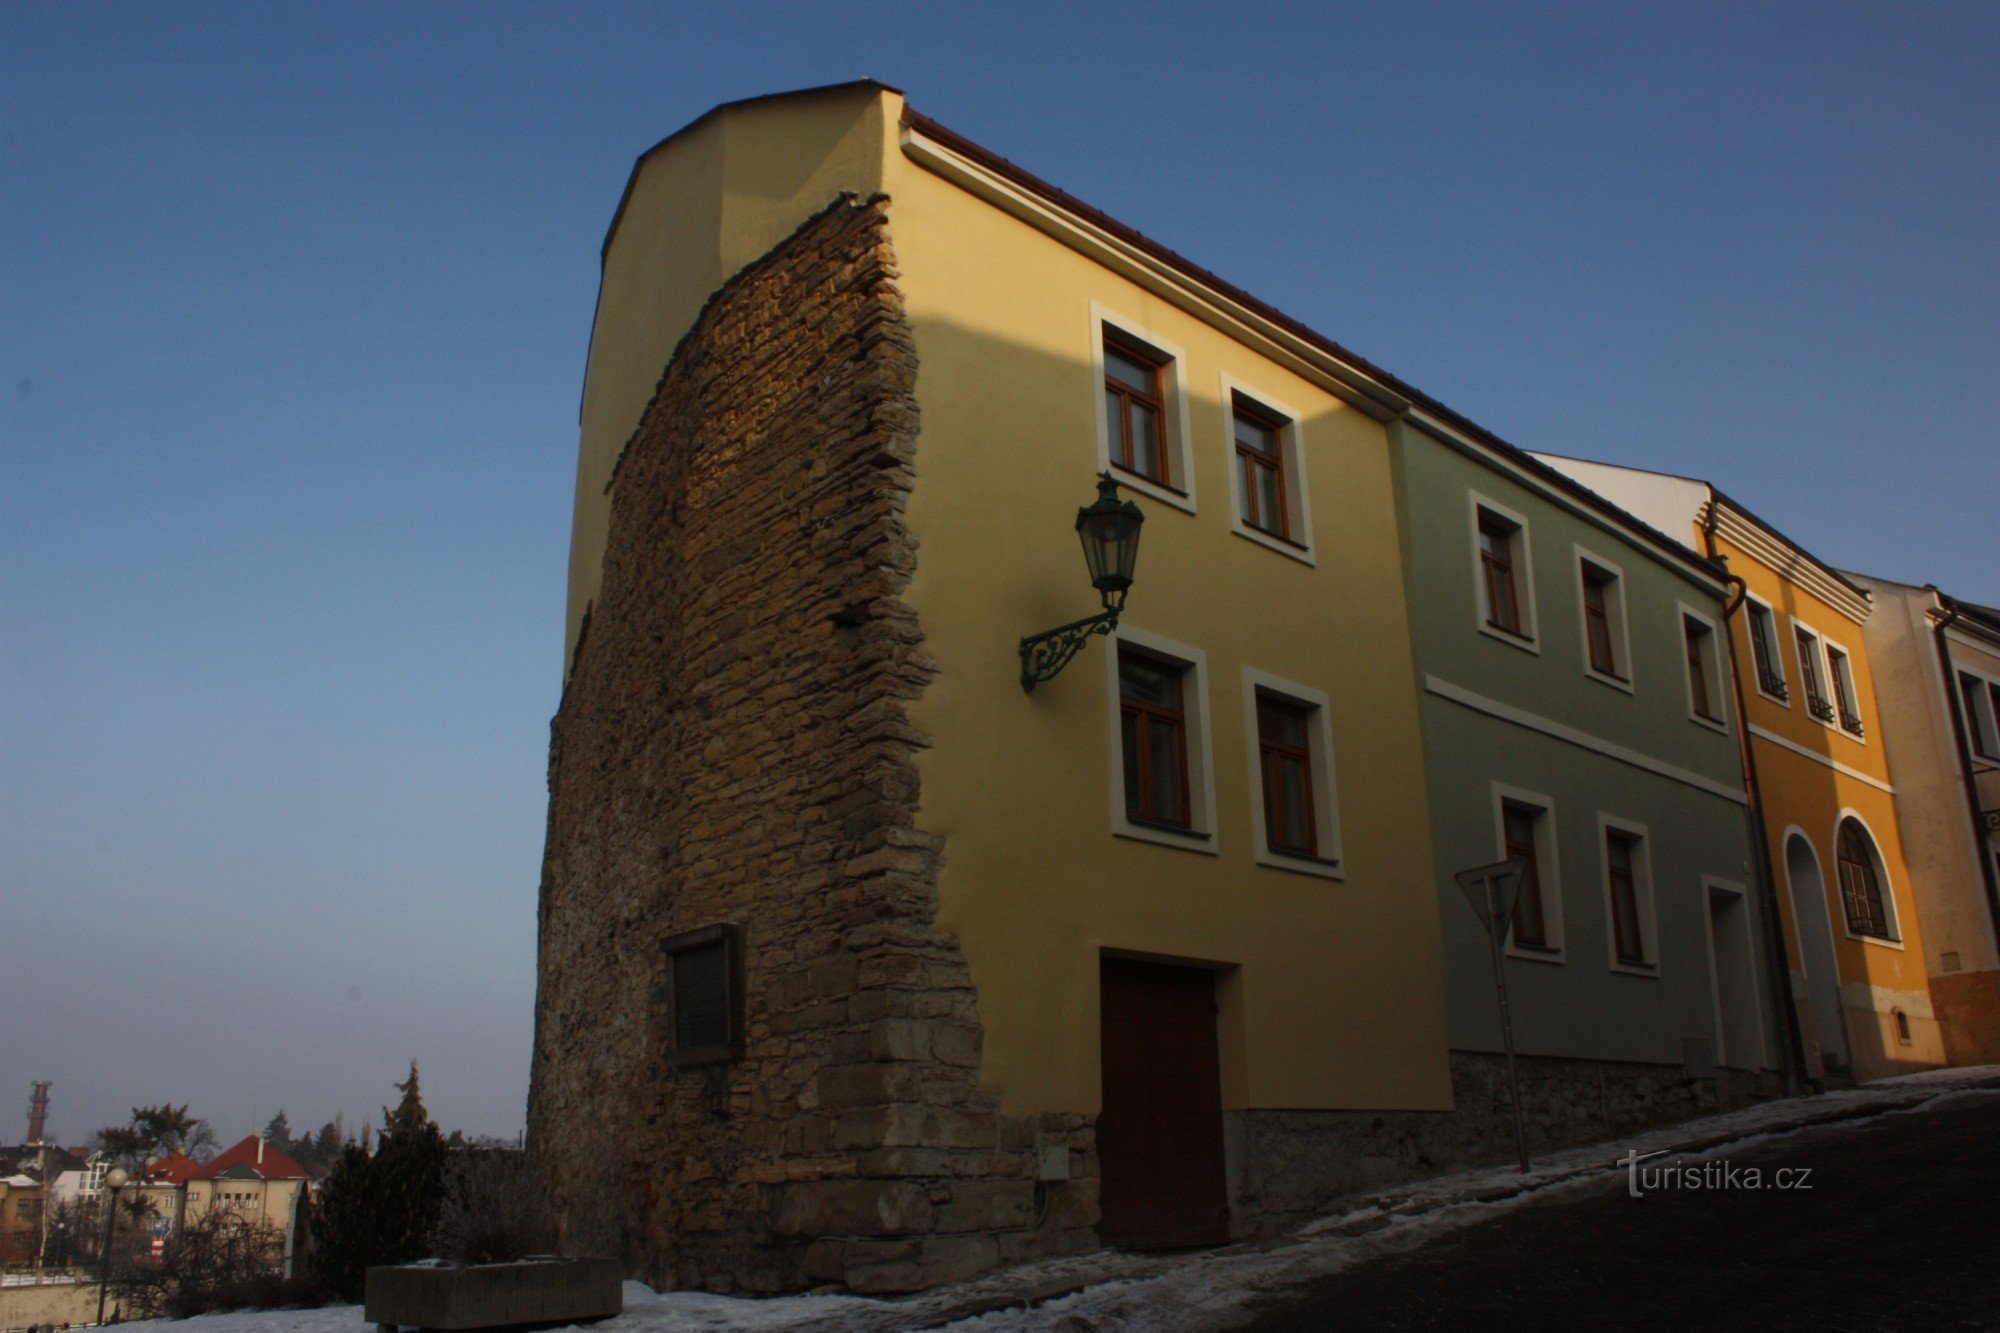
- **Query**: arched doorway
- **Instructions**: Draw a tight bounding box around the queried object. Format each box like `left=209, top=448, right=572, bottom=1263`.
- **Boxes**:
left=1785, top=832, right=1850, bottom=1073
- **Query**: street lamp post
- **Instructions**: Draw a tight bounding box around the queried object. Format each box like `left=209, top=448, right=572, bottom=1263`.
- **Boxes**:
left=95, top=1166, right=129, bottom=1326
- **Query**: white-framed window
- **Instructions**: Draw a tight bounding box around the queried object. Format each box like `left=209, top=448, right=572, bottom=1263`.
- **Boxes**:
left=1572, top=546, right=1632, bottom=691
left=1240, top=668, right=1342, bottom=878
left=1743, top=594, right=1790, bottom=705
left=1822, top=637, right=1865, bottom=739
left=1106, top=625, right=1218, bottom=854
left=1834, top=810, right=1903, bottom=946
left=1599, top=814, right=1659, bottom=975
left=1957, top=667, right=2000, bottom=761
left=1220, top=375, right=1313, bottom=564
left=1469, top=493, right=1538, bottom=652
left=1792, top=620, right=1836, bottom=728
left=1090, top=303, right=1196, bottom=514
left=1491, top=782, right=1565, bottom=961
left=1679, top=604, right=1729, bottom=732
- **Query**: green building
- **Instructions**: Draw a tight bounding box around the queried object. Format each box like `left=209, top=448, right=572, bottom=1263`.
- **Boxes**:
left=1389, top=421, right=1787, bottom=1143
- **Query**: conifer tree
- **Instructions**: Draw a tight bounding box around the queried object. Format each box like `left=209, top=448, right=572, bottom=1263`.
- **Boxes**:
left=309, top=1062, right=451, bottom=1300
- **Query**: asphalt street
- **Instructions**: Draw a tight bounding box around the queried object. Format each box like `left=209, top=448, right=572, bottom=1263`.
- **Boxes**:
left=1242, top=1091, right=2000, bottom=1332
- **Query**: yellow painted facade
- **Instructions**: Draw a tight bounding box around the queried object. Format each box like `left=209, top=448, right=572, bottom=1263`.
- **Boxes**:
left=572, top=83, right=1454, bottom=1117
left=1710, top=512, right=1947, bottom=1081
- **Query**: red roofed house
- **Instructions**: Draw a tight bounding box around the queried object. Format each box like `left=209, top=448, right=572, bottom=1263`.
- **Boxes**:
left=154, top=1137, right=311, bottom=1273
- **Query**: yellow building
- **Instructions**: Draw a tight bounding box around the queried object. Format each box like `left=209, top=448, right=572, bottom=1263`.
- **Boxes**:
left=1538, top=460, right=1946, bottom=1082
left=532, top=80, right=1815, bottom=1296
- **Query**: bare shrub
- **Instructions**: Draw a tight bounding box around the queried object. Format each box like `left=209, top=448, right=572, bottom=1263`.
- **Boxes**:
left=430, top=1150, right=555, bottom=1265
left=113, top=1210, right=328, bottom=1319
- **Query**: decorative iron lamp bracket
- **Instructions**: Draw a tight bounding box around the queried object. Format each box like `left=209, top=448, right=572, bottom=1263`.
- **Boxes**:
left=1020, top=474, right=1144, bottom=692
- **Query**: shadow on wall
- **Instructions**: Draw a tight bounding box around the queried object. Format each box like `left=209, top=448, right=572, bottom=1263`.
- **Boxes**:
left=1758, top=577, right=1943, bottom=1084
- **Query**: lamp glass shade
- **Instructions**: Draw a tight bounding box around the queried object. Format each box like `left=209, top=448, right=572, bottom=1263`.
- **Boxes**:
left=104, top=1167, right=129, bottom=1189
left=1075, top=476, right=1144, bottom=599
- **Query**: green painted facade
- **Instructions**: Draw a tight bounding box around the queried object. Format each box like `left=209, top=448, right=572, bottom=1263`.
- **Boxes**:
left=1390, top=420, right=1781, bottom=1070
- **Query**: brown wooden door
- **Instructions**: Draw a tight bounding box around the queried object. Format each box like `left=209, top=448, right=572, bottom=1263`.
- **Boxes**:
left=1097, top=955, right=1231, bottom=1249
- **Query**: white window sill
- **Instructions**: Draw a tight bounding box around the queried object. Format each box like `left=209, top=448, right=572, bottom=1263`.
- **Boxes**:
left=1107, top=464, right=1196, bottom=516
left=1610, top=960, right=1661, bottom=979
left=1506, top=943, right=1567, bottom=965
left=1584, top=667, right=1635, bottom=695
left=1687, top=711, right=1730, bottom=735
left=1114, top=820, right=1219, bottom=856
left=1231, top=521, right=1316, bottom=567
left=1479, top=622, right=1541, bottom=655
left=1254, top=848, right=1343, bottom=880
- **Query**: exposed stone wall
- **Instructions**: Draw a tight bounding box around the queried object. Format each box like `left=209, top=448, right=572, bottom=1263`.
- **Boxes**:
left=528, top=195, right=1093, bottom=1296
left=1227, top=1051, right=1781, bottom=1236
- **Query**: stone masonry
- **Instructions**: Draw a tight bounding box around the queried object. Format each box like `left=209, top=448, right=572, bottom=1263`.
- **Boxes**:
left=1228, top=1050, right=1781, bottom=1237
left=527, top=195, right=1094, bottom=1296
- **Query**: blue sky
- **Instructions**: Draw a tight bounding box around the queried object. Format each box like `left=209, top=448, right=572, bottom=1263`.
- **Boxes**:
left=3, top=2, right=1994, bottom=1146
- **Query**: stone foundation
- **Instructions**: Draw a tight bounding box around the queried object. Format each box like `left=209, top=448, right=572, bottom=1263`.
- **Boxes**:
left=1227, top=1050, right=1781, bottom=1237
left=528, top=194, right=1093, bottom=1296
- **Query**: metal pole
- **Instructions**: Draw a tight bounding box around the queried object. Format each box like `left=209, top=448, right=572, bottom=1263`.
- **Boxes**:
left=1486, top=875, right=1532, bottom=1174
left=96, top=1184, right=116, bottom=1325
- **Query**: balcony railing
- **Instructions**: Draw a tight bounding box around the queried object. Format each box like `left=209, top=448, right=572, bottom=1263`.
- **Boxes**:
left=1757, top=667, right=1789, bottom=700
left=1838, top=705, right=1865, bottom=737
left=1806, top=692, right=1835, bottom=724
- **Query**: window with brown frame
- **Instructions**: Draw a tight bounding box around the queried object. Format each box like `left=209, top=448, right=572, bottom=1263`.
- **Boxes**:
left=1233, top=395, right=1290, bottom=539
left=1120, top=648, right=1191, bottom=830
left=1606, top=830, right=1647, bottom=966
left=1826, top=645, right=1864, bottom=736
left=1502, top=801, right=1550, bottom=949
left=1684, top=616, right=1721, bottom=722
left=1256, top=693, right=1316, bottom=856
left=1479, top=510, right=1525, bottom=636
left=1746, top=600, right=1788, bottom=699
left=1796, top=626, right=1834, bottom=723
left=1837, top=819, right=1895, bottom=940
left=1581, top=562, right=1623, bottom=679
left=1103, top=332, right=1170, bottom=486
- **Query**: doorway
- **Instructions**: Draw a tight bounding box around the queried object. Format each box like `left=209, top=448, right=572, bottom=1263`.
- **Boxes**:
left=1706, top=882, right=1766, bottom=1069
left=1784, top=833, right=1851, bottom=1073
left=1097, top=955, right=1230, bottom=1250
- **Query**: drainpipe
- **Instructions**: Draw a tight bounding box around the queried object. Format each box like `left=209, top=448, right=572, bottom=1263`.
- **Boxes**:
left=1928, top=598, right=2000, bottom=957
left=1704, top=503, right=1805, bottom=1095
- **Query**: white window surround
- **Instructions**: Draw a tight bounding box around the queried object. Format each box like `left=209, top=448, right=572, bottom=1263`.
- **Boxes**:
left=1219, top=373, right=1314, bottom=565
left=1598, top=812, right=1660, bottom=977
left=1743, top=593, right=1791, bottom=707
left=1678, top=602, right=1730, bottom=734
left=1833, top=808, right=1904, bottom=950
left=1490, top=781, right=1565, bottom=963
left=1105, top=624, right=1219, bottom=855
left=1089, top=303, right=1197, bottom=515
left=1571, top=545, right=1633, bottom=694
left=1239, top=667, right=1343, bottom=879
left=1791, top=618, right=1837, bottom=734
left=1819, top=632, right=1867, bottom=743
left=1700, top=876, right=1770, bottom=1071
left=1468, top=491, right=1539, bottom=654
left=1957, top=663, right=2000, bottom=758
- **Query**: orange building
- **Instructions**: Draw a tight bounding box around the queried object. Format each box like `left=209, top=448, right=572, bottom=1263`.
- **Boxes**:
left=1536, top=459, right=1946, bottom=1083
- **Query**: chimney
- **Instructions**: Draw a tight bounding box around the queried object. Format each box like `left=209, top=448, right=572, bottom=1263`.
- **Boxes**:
left=26, top=1081, right=50, bottom=1146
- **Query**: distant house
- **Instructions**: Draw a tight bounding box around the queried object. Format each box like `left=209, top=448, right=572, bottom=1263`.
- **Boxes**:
left=0, top=1173, right=41, bottom=1265
left=174, top=1137, right=311, bottom=1274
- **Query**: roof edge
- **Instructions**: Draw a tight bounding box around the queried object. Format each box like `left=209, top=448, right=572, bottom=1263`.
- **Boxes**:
left=599, top=79, right=902, bottom=263
left=899, top=105, right=1726, bottom=587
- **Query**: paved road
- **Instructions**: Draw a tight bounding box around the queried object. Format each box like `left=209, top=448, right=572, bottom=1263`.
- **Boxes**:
left=1243, top=1090, right=2000, bottom=1332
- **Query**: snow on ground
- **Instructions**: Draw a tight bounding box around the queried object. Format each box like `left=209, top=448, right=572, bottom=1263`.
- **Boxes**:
left=97, top=1067, right=2000, bottom=1333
